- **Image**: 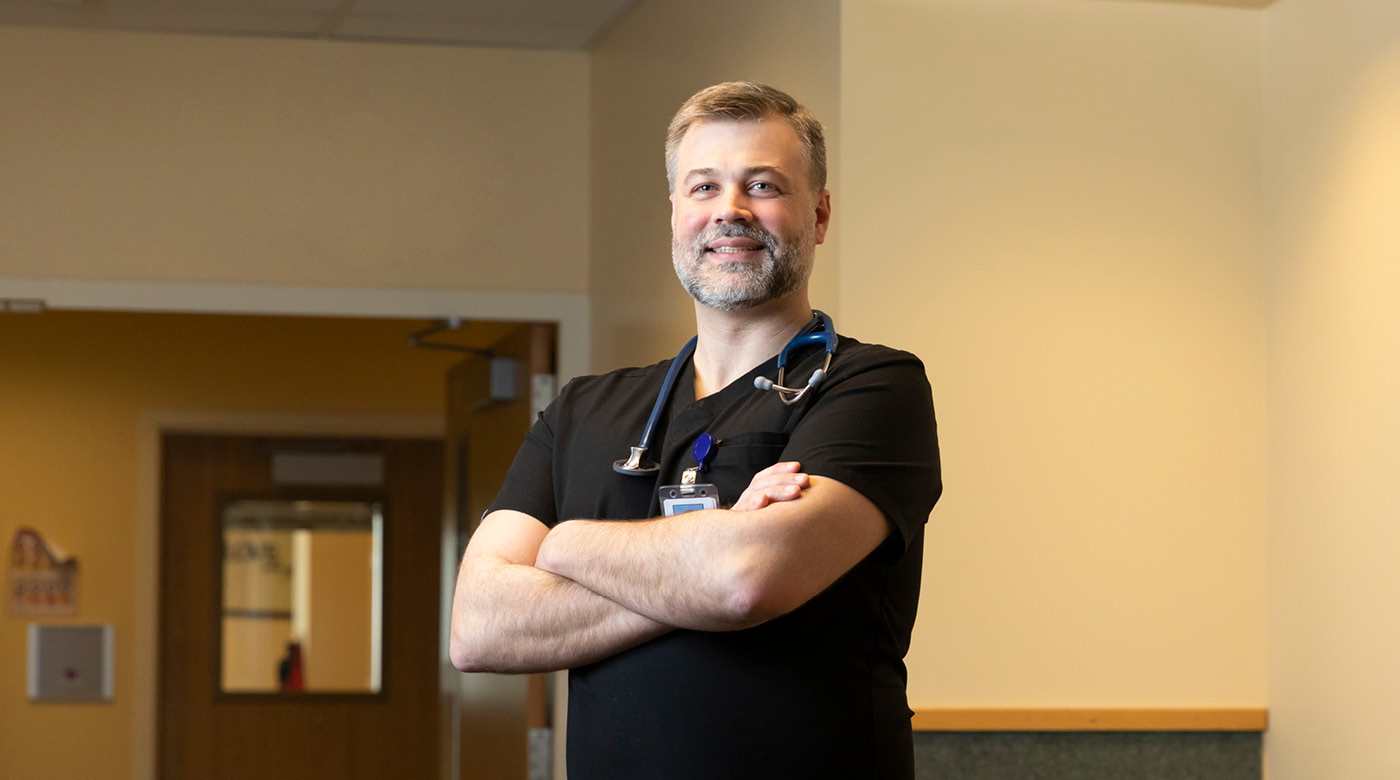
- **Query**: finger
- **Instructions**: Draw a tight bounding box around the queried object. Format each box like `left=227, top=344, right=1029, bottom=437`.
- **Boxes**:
left=766, top=483, right=804, bottom=501
left=736, top=493, right=770, bottom=512
left=753, top=461, right=802, bottom=479
left=734, top=482, right=803, bottom=512
left=746, top=472, right=809, bottom=493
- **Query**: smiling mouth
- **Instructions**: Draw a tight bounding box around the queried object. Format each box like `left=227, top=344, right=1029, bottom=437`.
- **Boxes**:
left=699, top=225, right=774, bottom=258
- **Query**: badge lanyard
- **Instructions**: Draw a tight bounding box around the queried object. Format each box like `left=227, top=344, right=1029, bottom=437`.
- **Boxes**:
left=659, top=433, right=720, bottom=516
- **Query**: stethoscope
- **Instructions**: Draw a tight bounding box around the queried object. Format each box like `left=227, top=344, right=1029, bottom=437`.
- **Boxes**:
left=612, top=311, right=837, bottom=476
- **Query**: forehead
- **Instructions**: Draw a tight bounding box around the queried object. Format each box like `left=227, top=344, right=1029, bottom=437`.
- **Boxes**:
left=675, top=118, right=807, bottom=181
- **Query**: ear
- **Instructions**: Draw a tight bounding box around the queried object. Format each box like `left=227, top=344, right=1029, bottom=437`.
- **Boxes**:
left=813, top=190, right=832, bottom=245
left=669, top=190, right=678, bottom=232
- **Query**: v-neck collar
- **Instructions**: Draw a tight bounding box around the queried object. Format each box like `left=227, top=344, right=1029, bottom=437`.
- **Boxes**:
left=672, top=311, right=825, bottom=413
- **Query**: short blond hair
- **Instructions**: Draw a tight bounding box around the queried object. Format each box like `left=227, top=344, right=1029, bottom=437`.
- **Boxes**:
left=665, top=81, right=827, bottom=194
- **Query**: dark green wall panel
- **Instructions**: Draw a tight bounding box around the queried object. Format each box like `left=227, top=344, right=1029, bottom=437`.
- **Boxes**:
left=914, top=731, right=1262, bottom=780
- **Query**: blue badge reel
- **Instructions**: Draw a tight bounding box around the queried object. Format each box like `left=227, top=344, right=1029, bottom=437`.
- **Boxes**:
left=659, top=433, right=721, bottom=516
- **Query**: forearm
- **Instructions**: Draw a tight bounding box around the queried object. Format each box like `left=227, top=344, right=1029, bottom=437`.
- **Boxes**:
left=536, top=509, right=774, bottom=631
left=451, top=557, right=669, bottom=674
left=535, top=475, right=891, bottom=632
left=449, top=510, right=669, bottom=674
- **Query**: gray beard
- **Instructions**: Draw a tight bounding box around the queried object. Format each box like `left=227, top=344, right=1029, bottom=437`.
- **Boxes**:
left=672, top=223, right=813, bottom=311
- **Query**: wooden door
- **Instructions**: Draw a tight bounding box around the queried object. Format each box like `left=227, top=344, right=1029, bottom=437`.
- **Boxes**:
left=158, top=434, right=442, bottom=780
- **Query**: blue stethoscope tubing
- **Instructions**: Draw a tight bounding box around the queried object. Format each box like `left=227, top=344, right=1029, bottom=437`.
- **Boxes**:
left=612, top=311, right=837, bottom=476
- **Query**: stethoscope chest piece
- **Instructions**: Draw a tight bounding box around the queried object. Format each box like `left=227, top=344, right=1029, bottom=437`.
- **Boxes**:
left=614, top=445, right=661, bottom=476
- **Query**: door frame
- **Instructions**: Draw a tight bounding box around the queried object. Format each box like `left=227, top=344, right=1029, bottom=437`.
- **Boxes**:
left=0, top=277, right=590, bottom=383
left=0, top=277, right=588, bottom=780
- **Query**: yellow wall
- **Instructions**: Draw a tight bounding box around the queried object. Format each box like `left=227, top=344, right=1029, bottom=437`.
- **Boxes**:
left=1264, top=0, right=1400, bottom=776
left=587, top=0, right=841, bottom=371
left=841, top=0, right=1267, bottom=707
left=0, top=310, right=460, bottom=780
left=305, top=530, right=376, bottom=691
left=0, top=27, right=590, bottom=293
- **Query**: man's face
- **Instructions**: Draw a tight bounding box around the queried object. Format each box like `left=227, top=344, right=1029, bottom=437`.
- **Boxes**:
left=670, top=118, right=831, bottom=312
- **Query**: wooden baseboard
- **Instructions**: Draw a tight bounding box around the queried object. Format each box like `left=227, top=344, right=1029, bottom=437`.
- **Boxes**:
left=911, top=707, right=1268, bottom=732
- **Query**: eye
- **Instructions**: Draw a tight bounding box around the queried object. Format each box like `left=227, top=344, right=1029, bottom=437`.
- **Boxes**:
left=749, top=181, right=780, bottom=195
left=691, top=183, right=717, bottom=195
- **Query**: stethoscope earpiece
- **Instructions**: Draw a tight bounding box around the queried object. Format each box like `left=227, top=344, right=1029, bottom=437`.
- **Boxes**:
left=754, top=312, right=835, bottom=406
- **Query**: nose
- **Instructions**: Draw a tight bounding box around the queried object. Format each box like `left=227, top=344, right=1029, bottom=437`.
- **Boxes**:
left=715, top=190, right=753, bottom=224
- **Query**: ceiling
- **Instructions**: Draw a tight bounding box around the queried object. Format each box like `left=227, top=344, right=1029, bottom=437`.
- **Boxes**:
left=1142, top=0, right=1276, bottom=6
left=0, top=0, right=1281, bottom=49
left=0, top=0, right=640, bottom=49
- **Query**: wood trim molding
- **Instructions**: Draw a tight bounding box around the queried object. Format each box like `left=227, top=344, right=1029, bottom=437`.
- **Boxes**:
left=911, top=708, right=1268, bottom=732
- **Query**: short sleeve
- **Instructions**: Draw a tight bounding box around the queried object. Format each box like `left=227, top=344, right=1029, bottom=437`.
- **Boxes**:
left=487, top=400, right=560, bottom=528
left=782, top=346, right=942, bottom=558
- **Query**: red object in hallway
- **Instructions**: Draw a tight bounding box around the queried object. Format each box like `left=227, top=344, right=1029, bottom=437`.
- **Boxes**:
left=278, top=641, right=304, bottom=692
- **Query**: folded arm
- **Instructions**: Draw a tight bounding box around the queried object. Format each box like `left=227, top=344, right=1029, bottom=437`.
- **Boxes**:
left=449, top=463, right=815, bottom=673
left=535, top=464, right=891, bottom=632
left=449, top=509, right=669, bottom=674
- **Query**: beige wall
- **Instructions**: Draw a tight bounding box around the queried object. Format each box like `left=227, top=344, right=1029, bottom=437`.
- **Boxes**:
left=0, top=27, right=589, bottom=293
left=587, top=0, right=840, bottom=371
left=842, top=0, right=1267, bottom=707
left=14, top=0, right=1400, bottom=776
left=0, top=311, right=459, bottom=780
left=593, top=0, right=1271, bottom=712
left=1264, top=0, right=1400, bottom=776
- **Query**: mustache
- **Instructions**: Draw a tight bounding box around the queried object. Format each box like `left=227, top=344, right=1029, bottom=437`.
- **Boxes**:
left=693, top=224, right=779, bottom=254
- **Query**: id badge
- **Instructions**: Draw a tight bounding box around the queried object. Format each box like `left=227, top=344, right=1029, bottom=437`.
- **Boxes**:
left=659, top=483, right=719, bottom=516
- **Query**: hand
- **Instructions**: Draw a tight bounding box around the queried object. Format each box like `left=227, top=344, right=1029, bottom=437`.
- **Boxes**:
left=729, top=461, right=810, bottom=512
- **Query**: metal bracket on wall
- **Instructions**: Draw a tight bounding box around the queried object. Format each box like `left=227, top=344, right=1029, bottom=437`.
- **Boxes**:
left=410, top=319, right=520, bottom=402
left=1, top=298, right=46, bottom=313
left=408, top=318, right=493, bottom=357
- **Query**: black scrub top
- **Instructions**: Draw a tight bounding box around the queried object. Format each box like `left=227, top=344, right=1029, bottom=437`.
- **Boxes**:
left=490, top=324, right=941, bottom=780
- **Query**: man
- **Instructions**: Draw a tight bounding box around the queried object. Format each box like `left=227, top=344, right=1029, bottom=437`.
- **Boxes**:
left=451, top=81, right=941, bottom=779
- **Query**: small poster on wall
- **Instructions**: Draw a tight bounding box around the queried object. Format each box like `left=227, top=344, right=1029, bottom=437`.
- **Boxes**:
left=8, top=527, right=79, bottom=617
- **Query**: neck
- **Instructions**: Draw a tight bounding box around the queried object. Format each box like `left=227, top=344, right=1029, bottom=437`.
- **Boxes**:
left=691, top=295, right=813, bottom=399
